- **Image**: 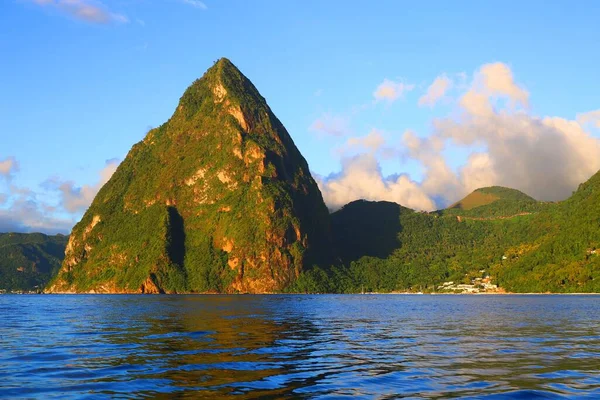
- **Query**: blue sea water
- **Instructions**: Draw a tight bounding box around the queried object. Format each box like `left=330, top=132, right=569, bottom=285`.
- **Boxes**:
left=0, top=294, right=599, bottom=399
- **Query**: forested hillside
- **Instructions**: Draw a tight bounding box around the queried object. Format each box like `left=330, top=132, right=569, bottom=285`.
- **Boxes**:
left=0, top=233, right=68, bottom=292
left=291, top=179, right=600, bottom=293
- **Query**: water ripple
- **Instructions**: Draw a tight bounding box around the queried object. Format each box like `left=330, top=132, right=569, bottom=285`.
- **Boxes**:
left=0, top=294, right=599, bottom=398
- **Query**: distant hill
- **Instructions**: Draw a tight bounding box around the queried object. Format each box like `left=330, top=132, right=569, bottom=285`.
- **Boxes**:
left=495, top=171, right=600, bottom=292
left=0, top=233, right=68, bottom=292
left=450, top=186, right=536, bottom=210
left=331, top=200, right=407, bottom=264
left=294, top=175, right=600, bottom=294
left=443, top=186, right=549, bottom=218
left=297, top=196, right=542, bottom=294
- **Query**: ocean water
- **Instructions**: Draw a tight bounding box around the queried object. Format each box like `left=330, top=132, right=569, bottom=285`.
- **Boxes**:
left=0, top=295, right=599, bottom=399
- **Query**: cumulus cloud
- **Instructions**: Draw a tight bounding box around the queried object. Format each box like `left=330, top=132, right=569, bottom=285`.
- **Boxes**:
left=53, top=158, right=120, bottom=213
left=30, top=0, right=128, bottom=24
left=0, top=157, right=19, bottom=178
left=0, top=158, right=121, bottom=234
left=0, top=197, right=72, bottom=234
left=0, top=178, right=73, bottom=234
left=577, top=109, right=600, bottom=129
left=318, top=61, right=600, bottom=211
left=441, top=113, right=600, bottom=201
left=373, top=79, right=415, bottom=102
left=459, top=153, right=497, bottom=194
left=401, top=130, right=461, bottom=201
left=424, top=62, right=598, bottom=203
left=477, top=62, right=529, bottom=105
left=310, top=113, right=351, bottom=137
left=344, top=129, right=386, bottom=153
left=317, top=154, right=436, bottom=211
left=418, top=74, right=453, bottom=107
left=459, top=62, right=528, bottom=116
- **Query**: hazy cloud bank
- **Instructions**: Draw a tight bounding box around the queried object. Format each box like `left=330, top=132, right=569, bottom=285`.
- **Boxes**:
left=0, top=157, right=120, bottom=234
left=318, top=62, right=600, bottom=211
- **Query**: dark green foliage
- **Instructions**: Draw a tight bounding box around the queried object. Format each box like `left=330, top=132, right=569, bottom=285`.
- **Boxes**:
left=494, top=171, right=600, bottom=292
left=0, top=233, right=68, bottom=291
left=302, top=178, right=600, bottom=294
left=331, top=200, right=404, bottom=263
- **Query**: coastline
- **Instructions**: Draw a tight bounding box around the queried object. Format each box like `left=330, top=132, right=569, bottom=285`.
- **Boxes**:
left=3, top=291, right=600, bottom=295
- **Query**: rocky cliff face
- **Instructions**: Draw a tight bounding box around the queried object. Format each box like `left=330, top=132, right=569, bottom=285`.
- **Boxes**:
left=47, top=58, right=332, bottom=294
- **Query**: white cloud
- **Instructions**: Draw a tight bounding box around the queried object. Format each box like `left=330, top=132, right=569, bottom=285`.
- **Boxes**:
left=401, top=130, right=461, bottom=201
left=460, top=90, right=493, bottom=117
left=0, top=197, right=73, bottom=234
left=317, top=154, right=436, bottom=211
left=180, top=0, right=207, bottom=9
left=0, top=158, right=120, bottom=234
left=309, top=113, right=350, bottom=137
left=0, top=157, right=19, bottom=178
left=418, top=74, right=453, bottom=107
left=318, top=61, right=600, bottom=211
left=478, top=62, right=529, bottom=105
left=459, top=153, right=497, bottom=194
left=423, top=63, right=599, bottom=203
left=344, top=129, right=386, bottom=153
left=373, top=79, right=415, bottom=102
left=29, top=0, right=128, bottom=24
left=459, top=62, right=528, bottom=117
left=0, top=178, right=73, bottom=234
left=577, top=109, right=600, bottom=129
left=56, top=159, right=120, bottom=213
left=433, top=106, right=600, bottom=202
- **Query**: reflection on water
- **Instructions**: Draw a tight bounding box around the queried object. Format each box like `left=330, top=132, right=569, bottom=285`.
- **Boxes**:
left=1, top=295, right=599, bottom=398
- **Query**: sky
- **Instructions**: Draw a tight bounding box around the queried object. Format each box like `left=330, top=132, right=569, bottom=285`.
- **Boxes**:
left=1, top=0, right=600, bottom=234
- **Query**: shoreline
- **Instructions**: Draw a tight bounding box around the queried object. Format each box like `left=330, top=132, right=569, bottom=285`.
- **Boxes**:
left=3, top=291, right=600, bottom=296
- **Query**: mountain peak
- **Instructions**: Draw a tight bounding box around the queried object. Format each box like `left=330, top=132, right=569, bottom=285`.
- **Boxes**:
left=47, top=58, right=331, bottom=294
left=174, top=57, right=268, bottom=133
left=205, top=57, right=244, bottom=85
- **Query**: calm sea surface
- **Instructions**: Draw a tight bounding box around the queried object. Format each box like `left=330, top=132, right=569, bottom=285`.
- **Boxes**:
left=1, top=295, right=599, bottom=399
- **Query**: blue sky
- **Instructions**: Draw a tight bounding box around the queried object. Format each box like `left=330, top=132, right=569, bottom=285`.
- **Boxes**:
left=1, top=0, right=599, bottom=233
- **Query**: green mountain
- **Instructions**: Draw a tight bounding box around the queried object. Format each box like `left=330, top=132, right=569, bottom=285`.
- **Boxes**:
left=0, top=233, right=68, bottom=292
left=444, top=186, right=548, bottom=218
left=495, top=171, right=600, bottom=292
left=298, top=198, right=540, bottom=293
left=294, top=176, right=600, bottom=294
left=47, top=58, right=331, bottom=294
left=35, top=58, right=600, bottom=295
left=331, top=200, right=407, bottom=264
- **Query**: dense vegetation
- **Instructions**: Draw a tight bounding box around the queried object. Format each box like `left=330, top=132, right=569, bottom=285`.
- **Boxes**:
left=4, top=59, right=598, bottom=295
left=290, top=181, right=600, bottom=294
left=46, top=58, right=331, bottom=294
left=0, top=233, right=68, bottom=292
left=443, top=186, right=550, bottom=218
left=496, top=173, right=600, bottom=292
